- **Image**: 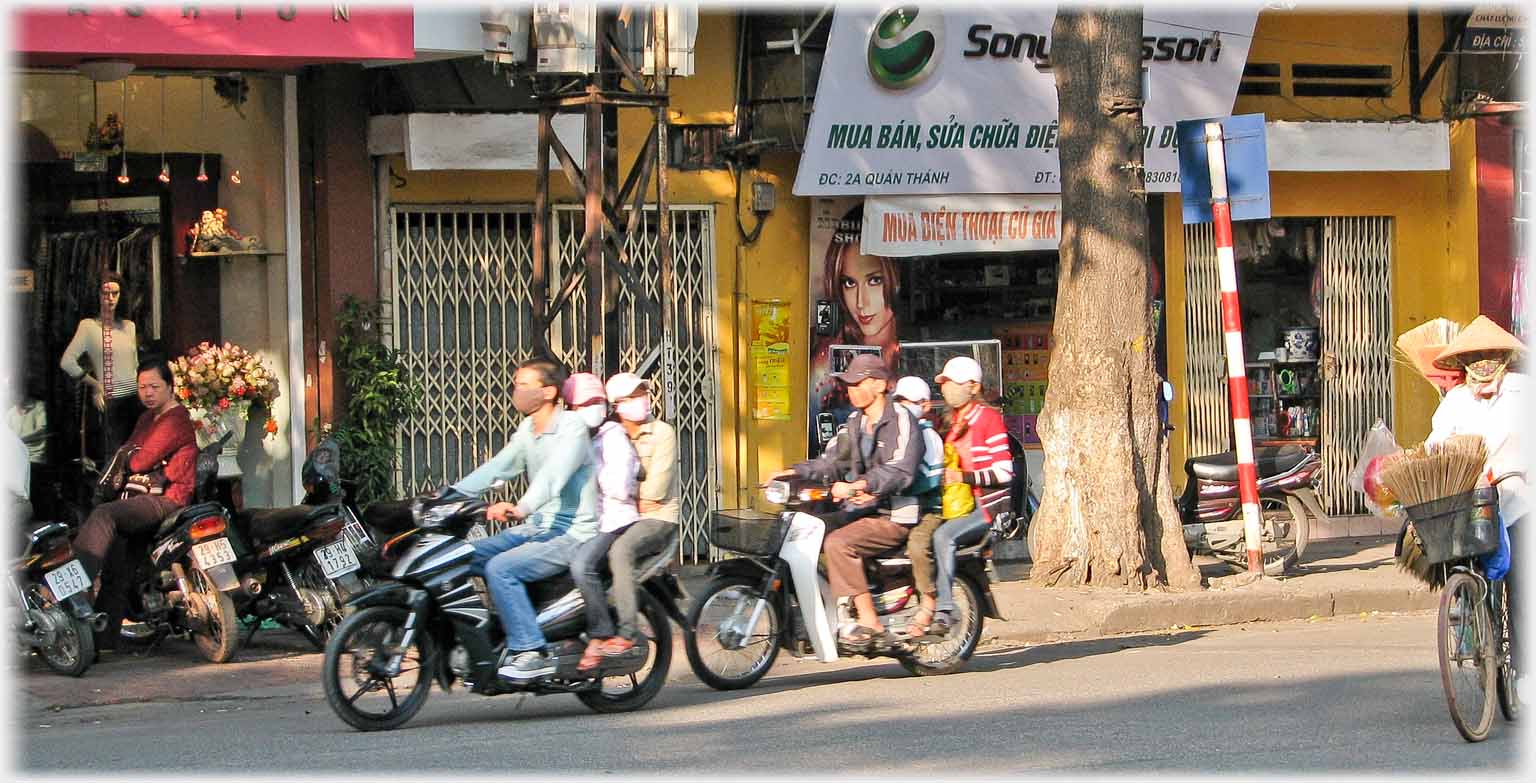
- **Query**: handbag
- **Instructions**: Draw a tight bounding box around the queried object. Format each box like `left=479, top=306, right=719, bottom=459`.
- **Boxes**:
left=940, top=443, right=976, bottom=519
left=94, top=445, right=136, bottom=503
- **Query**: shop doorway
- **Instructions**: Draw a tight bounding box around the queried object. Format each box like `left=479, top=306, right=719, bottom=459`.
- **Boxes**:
left=1183, top=216, right=1394, bottom=515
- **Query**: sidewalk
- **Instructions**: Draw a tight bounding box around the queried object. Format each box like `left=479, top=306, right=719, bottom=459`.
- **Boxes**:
left=19, top=536, right=1430, bottom=712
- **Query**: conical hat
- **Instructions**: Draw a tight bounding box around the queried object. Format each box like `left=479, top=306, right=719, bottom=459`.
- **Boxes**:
left=1433, top=315, right=1527, bottom=369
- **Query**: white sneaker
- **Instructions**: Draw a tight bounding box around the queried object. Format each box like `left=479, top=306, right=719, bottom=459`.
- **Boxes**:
left=498, top=650, right=557, bottom=681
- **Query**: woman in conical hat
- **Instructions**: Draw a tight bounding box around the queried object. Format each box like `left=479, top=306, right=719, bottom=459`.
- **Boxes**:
left=1428, top=314, right=1528, bottom=683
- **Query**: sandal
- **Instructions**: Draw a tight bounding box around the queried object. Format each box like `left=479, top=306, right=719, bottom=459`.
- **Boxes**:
left=928, top=611, right=953, bottom=637
left=905, top=607, right=935, bottom=639
left=838, top=624, right=882, bottom=646
left=577, top=637, right=607, bottom=671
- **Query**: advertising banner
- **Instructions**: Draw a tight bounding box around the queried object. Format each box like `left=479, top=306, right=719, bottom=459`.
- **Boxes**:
left=793, top=4, right=1260, bottom=196
left=861, top=194, right=1062, bottom=256
left=1462, top=6, right=1526, bottom=53
left=750, top=300, right=793, bottom=421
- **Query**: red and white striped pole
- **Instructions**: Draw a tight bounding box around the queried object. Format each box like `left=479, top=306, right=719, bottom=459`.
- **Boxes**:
left=1204, top=122, right=1264, bottom=574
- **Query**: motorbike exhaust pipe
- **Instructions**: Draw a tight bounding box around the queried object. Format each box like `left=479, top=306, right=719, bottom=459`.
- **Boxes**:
left=90, top=613, right=108, bottom=633
left=242, top=576, right=263, bottom=596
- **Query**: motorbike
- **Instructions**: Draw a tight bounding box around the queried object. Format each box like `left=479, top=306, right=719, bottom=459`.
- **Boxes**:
left=119, top=434, right=244, bottom=662
left=226, top=439, right=378, bottom=649
left=1177, top=445, right=1327, bottom=576
left=684, top=477, right=1001, bottom=691
left=321, top=493, right=686, bottom=731
left=11, top=519, right=107, bottom=676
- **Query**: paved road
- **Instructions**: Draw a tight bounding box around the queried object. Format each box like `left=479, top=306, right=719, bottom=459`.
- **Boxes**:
left=15, top=613, right=1524, bottom=775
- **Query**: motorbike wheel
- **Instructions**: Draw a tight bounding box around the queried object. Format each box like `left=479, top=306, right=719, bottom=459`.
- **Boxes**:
left=189, top=568, right=240, bottom=663
left=684, top=577, right=781, bottom=691
left=37, top=607, right=95, bottom=677
left=323, top=605, right=434, bottom=732
left=900, top=574, right=983, bottom=677
left=577, top=591, right=673, bottom=714
left=1222, top=495, right=1310, bottom=577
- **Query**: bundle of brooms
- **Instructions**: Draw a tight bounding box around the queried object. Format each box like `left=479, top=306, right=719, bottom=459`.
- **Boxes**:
left=1394, top=318, right=1461, bottom=393
left=1382, top=434, right=1488, bottom=586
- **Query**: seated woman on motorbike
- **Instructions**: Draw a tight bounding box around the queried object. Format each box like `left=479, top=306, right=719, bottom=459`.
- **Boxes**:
left=73, top=357, right=198, bottom=650
left=571, top=372, right=680, bottom=671
left=775, top=354, right=924, bottom=646
left=906, top=356, right=1011, bottom=639
left=1426, top=316, right=1527, bottom=677
left=562, top=372, right=644, bottom=670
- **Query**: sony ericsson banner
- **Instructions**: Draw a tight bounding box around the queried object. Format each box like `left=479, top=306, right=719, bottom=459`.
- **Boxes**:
left=794, top=4, right=1260, bottom=196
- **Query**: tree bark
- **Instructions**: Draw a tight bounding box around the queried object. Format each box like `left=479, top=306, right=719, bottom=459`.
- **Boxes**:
left=1028, top=7, right=1201, bottom=591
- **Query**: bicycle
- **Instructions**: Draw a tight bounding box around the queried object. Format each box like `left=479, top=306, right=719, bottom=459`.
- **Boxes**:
left=1407, top=485, right=1519, bottom=742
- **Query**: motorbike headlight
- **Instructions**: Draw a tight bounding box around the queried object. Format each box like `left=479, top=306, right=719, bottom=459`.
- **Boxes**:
left=764, top=480, right=789, bottom=505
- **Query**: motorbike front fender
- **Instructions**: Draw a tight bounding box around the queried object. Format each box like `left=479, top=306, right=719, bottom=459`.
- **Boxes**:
left=345, top=581, right=427, bottom=611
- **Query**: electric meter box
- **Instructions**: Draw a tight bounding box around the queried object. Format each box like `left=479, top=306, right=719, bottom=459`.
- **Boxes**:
left=533, top=1, right=697, bottom=77
left=481, top=6, right=533, bottom=66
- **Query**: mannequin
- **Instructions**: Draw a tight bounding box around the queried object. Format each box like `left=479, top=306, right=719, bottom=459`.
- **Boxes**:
left=60, top=271, right=140, bottom=464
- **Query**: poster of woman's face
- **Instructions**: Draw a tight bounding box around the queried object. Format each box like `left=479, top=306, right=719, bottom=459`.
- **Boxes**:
left=807, top=198, right=905, bottom=456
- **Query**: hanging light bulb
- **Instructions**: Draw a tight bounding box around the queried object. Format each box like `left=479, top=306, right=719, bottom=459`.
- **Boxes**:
left=116, top=77, right=130, bottom=184
left=229, top=169, right=241, bottom=185
left=196, top=79, right=208, bottom=182
left=117, top=156, right=130, bottom=185
left=157, top=76, right=170, bottom=184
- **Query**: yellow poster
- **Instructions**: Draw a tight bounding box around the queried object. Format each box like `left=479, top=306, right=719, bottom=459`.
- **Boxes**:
left=751, top=300, right=792, bottom=420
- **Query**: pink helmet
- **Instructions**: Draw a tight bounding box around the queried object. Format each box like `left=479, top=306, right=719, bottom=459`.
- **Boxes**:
left=562, top=372, right=606, bottom=406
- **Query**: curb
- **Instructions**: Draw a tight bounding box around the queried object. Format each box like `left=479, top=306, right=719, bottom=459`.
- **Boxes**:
left=984, top=583, right=1438, bottom=645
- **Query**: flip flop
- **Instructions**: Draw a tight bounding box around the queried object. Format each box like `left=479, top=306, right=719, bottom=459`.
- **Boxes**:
left=838, top=624, right=882, bottom=646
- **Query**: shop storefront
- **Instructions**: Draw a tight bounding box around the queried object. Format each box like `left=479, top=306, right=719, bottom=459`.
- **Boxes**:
left=13, top=6, right=414, bottom=512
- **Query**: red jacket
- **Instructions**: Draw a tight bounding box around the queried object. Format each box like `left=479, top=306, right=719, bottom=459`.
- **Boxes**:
left=951, top=403, right=1013, bottom=521
left=124, top=405, right=198, bottom=506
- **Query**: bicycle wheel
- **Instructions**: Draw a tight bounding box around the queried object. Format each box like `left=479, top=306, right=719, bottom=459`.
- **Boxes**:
left=1495, top=580, right=1520, bottom=723
left=1438, top=572, right=1496, bottom=742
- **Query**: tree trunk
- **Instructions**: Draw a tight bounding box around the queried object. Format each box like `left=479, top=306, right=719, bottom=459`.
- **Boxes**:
left=1028, top=7, right=1201, bottom=591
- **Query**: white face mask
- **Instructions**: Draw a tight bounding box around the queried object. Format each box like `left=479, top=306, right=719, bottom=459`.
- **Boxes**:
left=616, top=396, right=652, bottom=423
left=900, top=401, right=924, bottom=420
left=576, top=404, right=608, bottom=429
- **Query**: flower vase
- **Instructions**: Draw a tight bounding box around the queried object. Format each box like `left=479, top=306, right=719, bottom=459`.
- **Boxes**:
left=196, top=403, right=249, bottom=478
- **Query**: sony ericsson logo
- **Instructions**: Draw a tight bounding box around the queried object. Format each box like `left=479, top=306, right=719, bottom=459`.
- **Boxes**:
left=867, top=7, right=944, bottom=90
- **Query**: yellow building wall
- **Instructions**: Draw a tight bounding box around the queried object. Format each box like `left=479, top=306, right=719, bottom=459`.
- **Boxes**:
left=1234, top=9, right=1453, bottom=121
left=381, top=12, right=817, bottom=511
left=1164, top=121, right=1483, bottom=483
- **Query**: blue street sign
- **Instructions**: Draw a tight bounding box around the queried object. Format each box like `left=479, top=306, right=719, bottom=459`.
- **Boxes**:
left=1177, top=113, right=1271, bottom=225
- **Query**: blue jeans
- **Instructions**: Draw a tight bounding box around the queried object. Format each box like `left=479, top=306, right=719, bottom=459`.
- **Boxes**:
left=471, top=525, right=584, bottom=652
left=933, top=510, right=991, bottom=614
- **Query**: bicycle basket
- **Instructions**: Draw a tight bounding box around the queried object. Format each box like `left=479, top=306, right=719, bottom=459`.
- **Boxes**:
left=1402, top=489, right=1500, bottom=566
left=708, top=510, right=792, bottom=556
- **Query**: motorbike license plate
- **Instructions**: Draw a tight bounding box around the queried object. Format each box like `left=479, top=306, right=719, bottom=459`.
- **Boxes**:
left=314, top=539, right=361, bottom=578
left=190, top=538, right=237, bottom=570
left=43, top=559, right=91, bottom=601
left=467, top=523, right=489, bottom=541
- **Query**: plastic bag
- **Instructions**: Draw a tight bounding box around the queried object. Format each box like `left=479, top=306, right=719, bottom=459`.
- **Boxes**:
left=941, top=443, right=976, bottom=519
left=1348, top=419, right=1401, bottom=517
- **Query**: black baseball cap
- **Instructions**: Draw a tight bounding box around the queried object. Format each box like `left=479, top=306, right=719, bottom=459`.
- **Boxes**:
left=832, top=354, right=891, bottom=384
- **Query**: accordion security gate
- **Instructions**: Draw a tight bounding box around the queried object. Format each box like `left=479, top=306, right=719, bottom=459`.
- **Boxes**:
left=1183, top=217, right=1393, bottom=515
left=389, top=204, right=722, bottom=563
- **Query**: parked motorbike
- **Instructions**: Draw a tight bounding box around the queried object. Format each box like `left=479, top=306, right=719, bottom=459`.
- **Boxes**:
left=227, top=439, right=377, bottom=649
left=685, top=477, right=1001, bottom=691
left=1177, top=445, right=1327, bottom=576
left=11, top=519, right=106, bottom=676
left=120, top=435, right=244, bottom=662
left=321, top=493, right=686, bottom=731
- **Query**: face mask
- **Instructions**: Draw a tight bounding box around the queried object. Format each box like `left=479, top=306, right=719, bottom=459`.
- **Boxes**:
left=577, top=404, right=608, bottom=429
left=941, top=385, right=974, bottom=409
left=513, top=386, right=547, bottom=415
left=899, top=401, right=924, bottom=420
left=616, top=396, right=651, bottom=423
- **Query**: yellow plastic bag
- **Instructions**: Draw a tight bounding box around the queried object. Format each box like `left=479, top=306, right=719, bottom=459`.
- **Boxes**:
left=941, top=443, right=975, bottom=519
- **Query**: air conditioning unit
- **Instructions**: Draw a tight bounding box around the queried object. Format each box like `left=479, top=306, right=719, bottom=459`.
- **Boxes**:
left=481, top=5, right=532, bottom=66
left=533, top=1, right=697, bottom=77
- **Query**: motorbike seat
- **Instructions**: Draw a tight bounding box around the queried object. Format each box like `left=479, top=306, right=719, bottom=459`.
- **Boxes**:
left=156, top=501, right=225, bottom=539
left=235, top=504, right=337, bottom=544
left=1184, top=445, right=1308, bottom=482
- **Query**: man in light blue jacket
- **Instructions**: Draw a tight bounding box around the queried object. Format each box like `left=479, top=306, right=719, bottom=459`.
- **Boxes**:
left=452, top=357, right=598, bottom=681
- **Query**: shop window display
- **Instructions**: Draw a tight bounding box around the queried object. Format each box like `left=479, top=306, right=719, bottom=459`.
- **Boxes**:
left=1233, top=217, right=1324, bottom=448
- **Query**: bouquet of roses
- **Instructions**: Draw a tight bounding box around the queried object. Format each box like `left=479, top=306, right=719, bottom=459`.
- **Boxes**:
left=171, top=341, right=281, bottom=439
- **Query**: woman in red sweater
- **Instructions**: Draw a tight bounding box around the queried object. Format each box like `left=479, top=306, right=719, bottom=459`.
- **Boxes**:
left=74, top=357, right=198, bottom=649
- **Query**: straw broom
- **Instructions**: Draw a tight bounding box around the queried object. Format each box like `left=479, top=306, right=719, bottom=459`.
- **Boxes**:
left=1383, top=435, right=1487, bottom=586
